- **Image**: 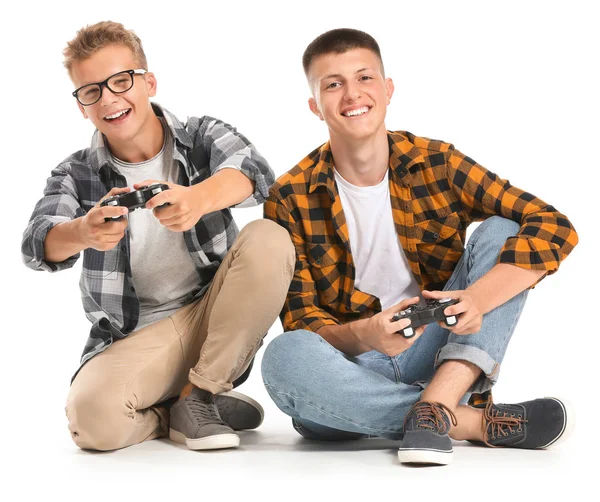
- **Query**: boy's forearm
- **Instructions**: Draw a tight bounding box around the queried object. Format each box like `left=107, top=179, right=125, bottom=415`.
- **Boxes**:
left=44, top=218, right=86, bottom=263
left=195, top=168, right=255, bottom=213
left=317, top=319, right=369, bottom=357
left=467, top=263, right=546, bottom=314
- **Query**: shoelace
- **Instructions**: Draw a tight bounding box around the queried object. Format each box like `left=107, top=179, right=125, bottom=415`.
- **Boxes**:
left=187, top=397, right=227, bottom=426
left=404, top=401, right=458, bottom=433
left=483, top=398, right=527, bottom=446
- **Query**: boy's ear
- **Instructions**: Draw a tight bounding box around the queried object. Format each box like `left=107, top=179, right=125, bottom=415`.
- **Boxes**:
left=385, top=77, right=394, bottom=105
left=309, top=97, right=324, bottom=121
left=145, top=72, right=157, bottom=97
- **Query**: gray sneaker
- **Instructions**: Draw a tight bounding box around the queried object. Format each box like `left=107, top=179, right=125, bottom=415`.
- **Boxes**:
left=214, top=391, right=264, bottom=430
left=397, top=401, right=458, bottom=465
left=157, top=390, right=264, bottom=431
left=476, top=396, right=574, bottom=449
left=169, top=388, right=240, bottom=450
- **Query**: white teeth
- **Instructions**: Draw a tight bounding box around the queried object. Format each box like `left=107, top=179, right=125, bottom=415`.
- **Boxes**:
left=105, top=109, right=129, bottom=120
left=343, top=106, right=369, bottom=117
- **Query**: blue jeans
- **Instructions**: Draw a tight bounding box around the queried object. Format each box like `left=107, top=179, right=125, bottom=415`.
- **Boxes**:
left=261, top=217, right=527, bottom=440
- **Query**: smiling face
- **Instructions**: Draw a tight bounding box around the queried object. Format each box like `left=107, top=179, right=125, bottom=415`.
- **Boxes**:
left=307, top=48, right=394, bottom=144
left=70, top=44, right=158, bottom=148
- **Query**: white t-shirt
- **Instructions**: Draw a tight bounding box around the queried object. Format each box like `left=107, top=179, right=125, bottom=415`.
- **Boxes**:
left=112, top=121, right=200, bottom=330
left=333, top=168, right=421, bottom=310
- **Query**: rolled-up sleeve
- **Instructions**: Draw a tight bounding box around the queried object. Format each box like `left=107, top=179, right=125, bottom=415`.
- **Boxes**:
left=21, top=165, right=84, bottom=272
left=447, top=147, right=578, bottom=277
left=198, top=117, right=275, bottom=207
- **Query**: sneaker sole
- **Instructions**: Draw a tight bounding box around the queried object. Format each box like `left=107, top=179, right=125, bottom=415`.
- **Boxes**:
left=540, top=397, right=575, bottom=449
left=214, top=391, right=264, bottom=430
left=398, top=447, right=453, bottom=465
left=169, top=428, right=240, bottom=450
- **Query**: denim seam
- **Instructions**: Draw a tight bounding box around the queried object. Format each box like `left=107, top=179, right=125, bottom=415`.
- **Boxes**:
left=506, top=293, right=527, bottom=345
left=263, top=383, right=404, bottom=434
left=443, top=251, right=467, bottom=291
left=390, top=357, right=402, bottom=383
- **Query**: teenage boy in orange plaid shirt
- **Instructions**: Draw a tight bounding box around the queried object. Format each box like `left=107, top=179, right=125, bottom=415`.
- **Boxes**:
left=261, top=28, right=578, bottom=466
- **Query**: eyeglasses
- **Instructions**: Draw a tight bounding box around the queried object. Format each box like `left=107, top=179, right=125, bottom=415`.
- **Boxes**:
left=72, top=69, right=147, bottom=106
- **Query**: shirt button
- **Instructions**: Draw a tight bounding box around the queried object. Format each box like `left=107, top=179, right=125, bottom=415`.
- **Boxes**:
left=434, top=233, right=440, bottom=238
left=315, top=258, right=322, bottom=264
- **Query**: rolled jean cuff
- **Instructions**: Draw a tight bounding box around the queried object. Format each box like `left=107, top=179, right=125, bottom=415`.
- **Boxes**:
left=435, top=343, right=500, bottom=394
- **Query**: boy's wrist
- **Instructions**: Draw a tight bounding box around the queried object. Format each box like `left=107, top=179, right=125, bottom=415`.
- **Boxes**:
left=348, top=318, right=369, bottom=353
left=191, top=182, right=216, bottom=214
left=44, top=217, right=87, bottom=263
left=69, top=216, right=88, bottom=250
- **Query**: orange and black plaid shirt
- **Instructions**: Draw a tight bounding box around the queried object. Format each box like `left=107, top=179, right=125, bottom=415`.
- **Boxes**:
left=264, top=131, right=578, bottom=334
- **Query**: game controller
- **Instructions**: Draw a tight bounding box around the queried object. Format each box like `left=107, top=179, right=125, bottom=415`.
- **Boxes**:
left=100, top=183, right=170, bottom=221
left=391, top=298, right=459, bottom=338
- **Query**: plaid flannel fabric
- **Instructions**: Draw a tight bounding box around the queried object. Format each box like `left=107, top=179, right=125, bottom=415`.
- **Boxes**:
left=22, top=103, right=274, bottom=374
left=265, top=131, right=578, bottom=334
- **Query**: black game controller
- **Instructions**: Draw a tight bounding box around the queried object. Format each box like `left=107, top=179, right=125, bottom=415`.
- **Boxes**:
left=391, top=298, right=459, bottom=338
left=100, top=183, right=170, bottom=221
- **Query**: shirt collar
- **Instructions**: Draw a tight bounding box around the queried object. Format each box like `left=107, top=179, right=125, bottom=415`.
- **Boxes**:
left=308, top=131, right=426, bottom=197
left=308, top=141, right=337, bottom=199
left=387, top=131, right=426, bottom=180
left=88, top=102, right=192, bottom=173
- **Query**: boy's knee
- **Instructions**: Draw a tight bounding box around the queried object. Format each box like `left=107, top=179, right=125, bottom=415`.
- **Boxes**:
left=261, top=330, right=318, bottom=386
left=469, top=216, right=520, bottom=256
left=238, top=219, right=295, bottom=274
left=66, top=385, right=133, bottom=451
left=476, top=216, right=520, bottom=245
left=241, top=220, right=293, bottom=255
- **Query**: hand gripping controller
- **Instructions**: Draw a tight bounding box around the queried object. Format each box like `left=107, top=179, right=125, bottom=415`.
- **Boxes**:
left=100, top=183, right=170, bottom=221
left=391, top=298, right=459, bottom=338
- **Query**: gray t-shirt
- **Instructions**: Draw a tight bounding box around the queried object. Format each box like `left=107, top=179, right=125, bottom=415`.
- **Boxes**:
left=112, top=121, right=200, bottom=330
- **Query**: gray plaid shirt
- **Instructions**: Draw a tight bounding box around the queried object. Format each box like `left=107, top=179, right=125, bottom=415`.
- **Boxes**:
left=22, top=103, right=274, bottom=376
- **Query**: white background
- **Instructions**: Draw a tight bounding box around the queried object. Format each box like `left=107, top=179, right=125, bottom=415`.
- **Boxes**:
left=2, top=0, right=598, bottom=499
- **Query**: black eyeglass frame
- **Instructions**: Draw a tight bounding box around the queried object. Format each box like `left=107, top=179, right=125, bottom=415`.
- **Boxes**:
left=72, top=69, right=148, bottom=106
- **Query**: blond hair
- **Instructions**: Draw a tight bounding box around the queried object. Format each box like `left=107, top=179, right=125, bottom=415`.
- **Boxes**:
left=63, top=21, right=148, bottom=76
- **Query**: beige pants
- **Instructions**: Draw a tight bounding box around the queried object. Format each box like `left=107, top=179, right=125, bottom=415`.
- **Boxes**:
left=65, top=220, right=294, bottom=451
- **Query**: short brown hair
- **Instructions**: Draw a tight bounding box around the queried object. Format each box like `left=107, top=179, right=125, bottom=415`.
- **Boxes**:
left=63, top=21, right=148, bottom=76
left=302, top=28, right=384, bottom=76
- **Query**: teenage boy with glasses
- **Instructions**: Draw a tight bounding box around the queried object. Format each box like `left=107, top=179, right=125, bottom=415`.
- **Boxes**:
left=261, top=28, right=578, bottom=466
left=22, top=21, right=294, bottom=452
